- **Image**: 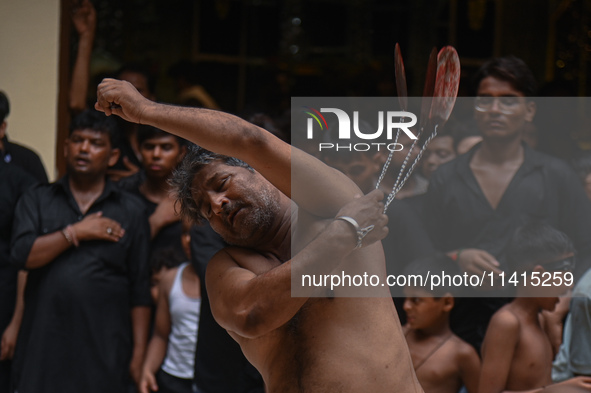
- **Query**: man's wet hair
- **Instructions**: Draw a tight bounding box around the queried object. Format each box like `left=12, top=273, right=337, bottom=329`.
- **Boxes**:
left=506, top=222, right=574, bottom=272
left=403, top=254, right=460, bottom=297
left=472, top=55, right=537, bottom=97
left=137, top=125, right=187, bottom=147
left=0, top=91, right=9, bottom=123
left=169, top=144, right=254, bottom=223
left=69, top=109, right=120, bottom=147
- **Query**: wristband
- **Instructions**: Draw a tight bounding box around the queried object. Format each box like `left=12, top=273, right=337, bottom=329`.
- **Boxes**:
left=450, top=248, right=464, bottom=262
left=62, top=225, right=79, bottom=247
left=335, top=216, right=374, bottom=249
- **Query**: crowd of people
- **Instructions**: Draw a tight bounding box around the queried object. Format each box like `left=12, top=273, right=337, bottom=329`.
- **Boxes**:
left=2, top=1, right=591, bottom=392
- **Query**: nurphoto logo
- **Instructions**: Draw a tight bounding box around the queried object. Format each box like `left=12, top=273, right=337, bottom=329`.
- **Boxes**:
left=302, top=106, right=418, bottom=152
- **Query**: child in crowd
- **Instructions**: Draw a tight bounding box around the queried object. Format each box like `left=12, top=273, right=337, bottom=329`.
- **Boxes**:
left=478, top=222, right=591, bottom=393
left=140, top=219, right=201, bottom=393
left=403, top=255, right=481, bottom=393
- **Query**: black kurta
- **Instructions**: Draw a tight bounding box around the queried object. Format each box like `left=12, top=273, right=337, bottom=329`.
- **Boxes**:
left=0, top=161, right=36, bottom=392
left=10, top=177, right=151, bottom=393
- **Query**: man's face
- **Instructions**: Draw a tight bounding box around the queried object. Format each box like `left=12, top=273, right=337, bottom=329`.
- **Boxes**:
left=191, top=161, right=282, bottom=247
left=140, top=135, right=185, bottom=179
left=421, top=135, right=456, bottom=179
left=119, top=71, right=153, bottom=99
left=64, top=129, right=119, bottom=177
left=403, top=287, right=451, bottom=330
left=474, top=76, right=536, bottom=142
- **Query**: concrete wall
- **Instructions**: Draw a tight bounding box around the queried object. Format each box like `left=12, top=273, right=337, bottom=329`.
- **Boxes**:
left=0, top=0, right=61, bottom=181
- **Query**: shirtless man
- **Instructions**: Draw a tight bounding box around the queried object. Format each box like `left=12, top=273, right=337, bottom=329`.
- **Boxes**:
left=95, top=79, right=423, bottom=392
left=478, top=223, right=591, bottom=393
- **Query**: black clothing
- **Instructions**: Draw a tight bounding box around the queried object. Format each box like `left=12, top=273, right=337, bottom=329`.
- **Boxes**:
left=383, top=198, right=436, bottom=324
left=425, top=143, right=591, bottom=272
left=424, top=143, right=591, bottom=350
left=117, top=171, right=186, bottom=260
left=1, top=136, right=48, bottom=184
left=190, top=223, right=264, bottom=393
left=0, top=162, right=36, bottom=392
left=10, top=177, right=151, bottom=393
left=155, top=369, right=192, bottom=393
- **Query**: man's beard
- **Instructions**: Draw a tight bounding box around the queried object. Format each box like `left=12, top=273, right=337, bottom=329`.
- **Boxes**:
left=224, top=184, right=281, bottom=247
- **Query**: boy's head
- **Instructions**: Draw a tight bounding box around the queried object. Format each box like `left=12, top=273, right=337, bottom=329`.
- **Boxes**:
left=402, top=255, right=458, bottom=330
left=507, top=222, right=575, bottom=273
left=507, top=222, right=575, bottom=300
left=137, top=125, right=187, bottom=180
left=149, top=247, right=185, bottom=303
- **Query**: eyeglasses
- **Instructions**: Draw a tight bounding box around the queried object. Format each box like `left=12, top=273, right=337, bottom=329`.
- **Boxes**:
left=543, top=256, right=576, bottom=272
left=474, top=96, right=523, bottom=114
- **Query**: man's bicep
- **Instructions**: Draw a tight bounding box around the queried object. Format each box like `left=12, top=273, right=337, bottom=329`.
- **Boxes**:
left=205, top=251, right=259, bottom=332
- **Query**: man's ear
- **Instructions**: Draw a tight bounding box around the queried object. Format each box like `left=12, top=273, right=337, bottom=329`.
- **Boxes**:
left=108, top=148, right=121, bottom=167
left=178, top=145, right=188, bottom=163
left=63, top=138, right=70, bottom=158
left=525, top=100, right=536, bottom=122
left=533, top=264, right=546, bottom=273
left=442, top=294, right=455, bottom=312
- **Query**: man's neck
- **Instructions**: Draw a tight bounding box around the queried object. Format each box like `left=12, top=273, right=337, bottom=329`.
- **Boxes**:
left=68, top=173, right=106, bottom=214
left=255, top=197, right=293, bottom=261
left=141, top=175, right=171, bottom=203
left=474, top=137, right=524, bottom=166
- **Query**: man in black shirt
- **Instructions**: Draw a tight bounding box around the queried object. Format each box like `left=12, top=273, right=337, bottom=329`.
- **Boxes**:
left=0, top=162, right=36, bottom=393
left=424, top=56, right=591, bottom=350
left=10, top=109, right=151, bottom=393
left=0, top=91, right=48, bottom=183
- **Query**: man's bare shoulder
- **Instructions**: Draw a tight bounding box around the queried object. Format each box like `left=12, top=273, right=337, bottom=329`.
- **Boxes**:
left=208, top=246, right=282, bottom=277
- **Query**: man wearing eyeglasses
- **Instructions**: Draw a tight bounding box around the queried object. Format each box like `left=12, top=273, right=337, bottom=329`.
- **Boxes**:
left=423, top=56, right=591, bottom=352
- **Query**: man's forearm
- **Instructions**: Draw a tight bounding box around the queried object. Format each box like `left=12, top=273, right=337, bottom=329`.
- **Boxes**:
left=131, top=306, right=151, bottom=355
left=25, top=231, right=73, bottom=269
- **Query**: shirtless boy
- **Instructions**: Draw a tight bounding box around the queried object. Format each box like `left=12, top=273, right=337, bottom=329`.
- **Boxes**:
left=96, top=79, right=423, bottom=392
left=478, top=223, right=591, bottom=393
left=403, top=256, right=480, bottom=393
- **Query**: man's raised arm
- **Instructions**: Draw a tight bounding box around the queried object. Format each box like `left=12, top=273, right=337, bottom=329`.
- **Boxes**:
left=96, top=79, right=361, bottom=217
